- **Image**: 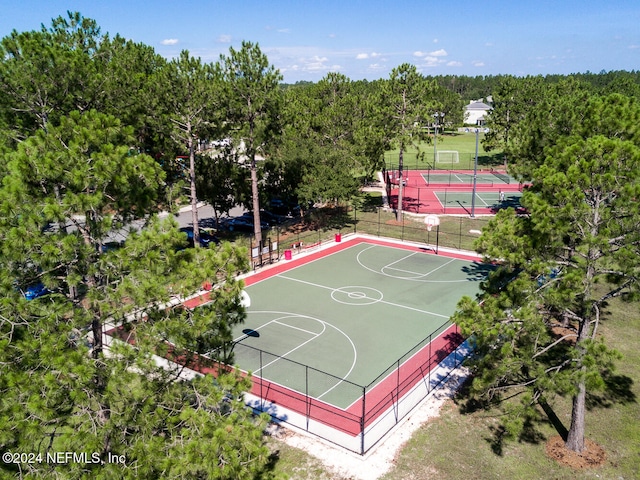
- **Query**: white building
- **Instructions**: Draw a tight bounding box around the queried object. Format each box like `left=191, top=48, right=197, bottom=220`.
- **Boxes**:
left=464, top=100, right=492, bottom=126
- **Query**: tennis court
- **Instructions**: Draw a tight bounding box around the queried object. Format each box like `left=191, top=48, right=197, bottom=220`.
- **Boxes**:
left=224, top=236, right=491, bottom=452
left=433, top=190, right=523, bottom=211
left=386, top=169, right=525, bottom=215
left=421, top=171, right=515, bottom=186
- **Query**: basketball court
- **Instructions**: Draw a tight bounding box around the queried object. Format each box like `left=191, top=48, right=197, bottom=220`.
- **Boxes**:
left=211, top=236, right=491, bottom=453
left=107, top=235, right=491, bottom=454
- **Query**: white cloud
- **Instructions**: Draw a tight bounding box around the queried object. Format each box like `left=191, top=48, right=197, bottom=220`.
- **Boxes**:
left=447, top=61, right=462, bottom=67
left=429, top=49, right=448, bottom=57
left=217, top=34, right=232, bottom=43
left=433, top=38, right=439, bottom=43
left=357, top=52, right=381, bottom=60
left=306, top=55, right=332, bottom=71
left=629, top=44, right=640, bottom=50
left=368, top=63, right=387, bottom=72
left=472, top=61, right=485, bottom=67
left=277, top=28, right=290, bottom=34
left=423, top=56, right=440, bottom=67
left=161, top=38, right=179, bottom=46
left=417, top=49, right=447, bottom=62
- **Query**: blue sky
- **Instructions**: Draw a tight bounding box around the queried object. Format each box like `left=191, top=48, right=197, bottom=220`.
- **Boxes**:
left=2, top=1, right=639, bottom=83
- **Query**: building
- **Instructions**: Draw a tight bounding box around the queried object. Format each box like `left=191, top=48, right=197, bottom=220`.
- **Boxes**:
left=464, top=100, right=492, bottom=126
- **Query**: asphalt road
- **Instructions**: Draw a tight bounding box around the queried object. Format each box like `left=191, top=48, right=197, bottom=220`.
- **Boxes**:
left=174, top=203, right=246, bottom=229
left=100, top=203, right=245, bottom=243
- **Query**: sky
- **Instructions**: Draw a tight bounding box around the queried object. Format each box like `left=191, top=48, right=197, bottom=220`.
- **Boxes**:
left=1, top=0, right=639, bottom=83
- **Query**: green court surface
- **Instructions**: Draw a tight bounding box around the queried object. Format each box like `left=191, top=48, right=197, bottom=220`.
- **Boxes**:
left=230, top=240, right=491, bottom=409
left=421, top=171, right=516, bottom=185
left=435, top=190, right=523, bottom=210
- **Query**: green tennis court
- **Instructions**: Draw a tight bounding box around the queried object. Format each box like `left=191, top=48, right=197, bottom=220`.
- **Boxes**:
left=434, top=190, right=523, bottom=210
left=421, top=171, right=517, bottom=185
left=231, top=238, right=492, bottom=410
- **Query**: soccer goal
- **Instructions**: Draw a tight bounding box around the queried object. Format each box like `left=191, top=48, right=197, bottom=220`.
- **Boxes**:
left=435, top=150, right=459, bottom=165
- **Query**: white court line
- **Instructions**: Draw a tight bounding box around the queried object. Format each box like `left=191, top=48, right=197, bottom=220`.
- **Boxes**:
left=277, top=274, right=449, bottom=319
left=239, top=311, right=359, bottom=402
left=475, top=193, right=490, bottom=206
left=384, top=257, right=457, bottom=278
left=273, top=319, right=320, bottom=336
left=254, top=320, right=326, bottom=374
left=356, top=245, right=471, bottom=283
left=453, top=173, right=469, bottom=183
left=383, top=250, right=419, bottom=268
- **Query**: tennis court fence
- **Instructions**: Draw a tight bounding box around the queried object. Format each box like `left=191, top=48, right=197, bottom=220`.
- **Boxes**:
left=384, top=167, right=497, bottom=188
left=238, top=320, right=466, bottom=455
left=383, top=151, right=504, bottom=171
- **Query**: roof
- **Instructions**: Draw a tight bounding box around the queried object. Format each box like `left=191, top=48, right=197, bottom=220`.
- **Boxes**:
left=466, top=101, right=491, bottom=111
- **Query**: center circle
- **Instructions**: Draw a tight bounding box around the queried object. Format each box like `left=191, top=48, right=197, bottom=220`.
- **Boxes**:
left=331, top=286, right=384, bottom=305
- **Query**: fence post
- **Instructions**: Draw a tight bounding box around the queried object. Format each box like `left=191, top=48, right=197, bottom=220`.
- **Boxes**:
left=354, top=205, right=357, bottom=234
left=260, top=350, right=264, bottom=410
left=306, top=365, right=310, bottom=431
left=428, top=332, right=432, bottom=393
left=396, top=359, right=401, bottom=421
left=361, top=385, right=366, bottom=455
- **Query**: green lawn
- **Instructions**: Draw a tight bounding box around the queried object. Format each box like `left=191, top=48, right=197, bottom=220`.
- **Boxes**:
left=384, top=131, right=504, bottom=171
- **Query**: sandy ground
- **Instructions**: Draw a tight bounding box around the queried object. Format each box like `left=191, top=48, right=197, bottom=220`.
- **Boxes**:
left=268, top=367, right=470, bottom=480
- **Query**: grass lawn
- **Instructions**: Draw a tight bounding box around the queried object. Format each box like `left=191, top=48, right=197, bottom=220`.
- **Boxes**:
left=384, top=131, right=504, bottom=171
left=266, top=271, right=640, bottom=480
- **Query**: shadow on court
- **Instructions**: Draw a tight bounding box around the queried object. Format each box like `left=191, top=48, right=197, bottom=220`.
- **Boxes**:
left=461, top=262, right=496, bottom=281
left=490, top=195, right=524, bottom=213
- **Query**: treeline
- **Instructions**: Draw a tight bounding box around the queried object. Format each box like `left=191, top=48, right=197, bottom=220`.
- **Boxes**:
left=2, top=12, right=639, bottom=217
left=286, top=70, right=640, bottom=103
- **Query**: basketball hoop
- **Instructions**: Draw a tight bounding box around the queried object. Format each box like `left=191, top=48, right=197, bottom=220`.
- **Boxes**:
left=424, top=214, right=440, bottom=232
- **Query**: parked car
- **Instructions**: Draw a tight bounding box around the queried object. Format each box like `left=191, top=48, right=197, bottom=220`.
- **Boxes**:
left=179, top=227, right=220, bottom=248
left=268, top=197, right=312, bottom=217
left=256, top=209, right=287, bottom=226
left=101, top=240, right=124, bottom=253
left=268, top=198, right=297, bottom=216
left=226, top=214, right=269, bottom=232
left=22, top=282, right=50, bottom=300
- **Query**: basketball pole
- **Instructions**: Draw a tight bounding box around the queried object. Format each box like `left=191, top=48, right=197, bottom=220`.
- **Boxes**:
left=425, top=215, right=440, bottom=254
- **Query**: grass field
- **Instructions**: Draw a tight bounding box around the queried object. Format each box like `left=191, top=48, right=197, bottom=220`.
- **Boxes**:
left=384, top=131, right=504, bottom=171
left=267, top=285, right=640, bottom=480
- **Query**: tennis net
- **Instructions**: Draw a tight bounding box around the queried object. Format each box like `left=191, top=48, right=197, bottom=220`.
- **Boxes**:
left=491, top=170, right=511, bottom=184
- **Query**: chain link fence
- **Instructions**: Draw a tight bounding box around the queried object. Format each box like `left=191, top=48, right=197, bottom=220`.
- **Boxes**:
left=247, top=205, right=492, bottom=268
left=239, top=322, right=466, bottom=455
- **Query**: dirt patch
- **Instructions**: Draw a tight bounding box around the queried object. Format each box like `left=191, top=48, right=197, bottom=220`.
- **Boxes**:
left=385, top=219, right=405, bottom=227
left=545, top=435, right=606, bottom=469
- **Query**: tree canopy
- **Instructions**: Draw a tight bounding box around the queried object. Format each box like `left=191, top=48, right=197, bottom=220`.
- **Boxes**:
left=453, top=91, right=640, bottom=453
